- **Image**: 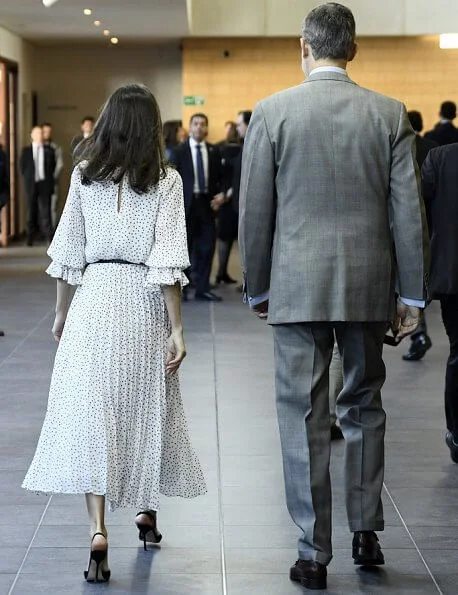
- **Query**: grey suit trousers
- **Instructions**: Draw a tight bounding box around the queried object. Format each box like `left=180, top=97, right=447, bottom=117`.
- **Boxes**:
left=273, top=322, right=387, bottom=565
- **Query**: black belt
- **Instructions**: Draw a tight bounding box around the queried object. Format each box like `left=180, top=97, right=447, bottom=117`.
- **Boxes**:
left=193, top=192, right=209, bottom=198
left=90, top=259, right=145, bottom=266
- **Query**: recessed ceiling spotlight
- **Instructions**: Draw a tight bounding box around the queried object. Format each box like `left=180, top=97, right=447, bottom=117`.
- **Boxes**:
left=83, top=8, right=92, bottom=16
left=42, top=0, right=61, bottom=6
left=110, top=37, right=119, bottom=45
left=94, top=20, right=101, bottom=27
left=103, top=29, right=110, bottom=36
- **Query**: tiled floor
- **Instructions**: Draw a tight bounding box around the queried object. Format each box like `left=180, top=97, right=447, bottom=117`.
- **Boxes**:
left=0, top=245, right=456, bottom=594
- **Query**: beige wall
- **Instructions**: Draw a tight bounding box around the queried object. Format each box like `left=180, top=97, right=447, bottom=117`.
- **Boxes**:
left=183, top=36, right=458, bottom=142
left=32, top=43, right=183, bottom=199
left=189, top=0, right=458, bottom=36
left=0, top=25, right=35, bottom=145
left=0, top=25, right=35, bottom=233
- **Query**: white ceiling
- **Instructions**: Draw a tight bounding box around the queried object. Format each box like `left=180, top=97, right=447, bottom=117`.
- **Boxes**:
left=0, top=0, right=190, bottom=43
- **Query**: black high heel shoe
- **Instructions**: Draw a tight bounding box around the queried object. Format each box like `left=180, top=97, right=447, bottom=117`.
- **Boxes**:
left=84, top=532, right=111, bottom=583
left=135, top=511, right=162, bottom=551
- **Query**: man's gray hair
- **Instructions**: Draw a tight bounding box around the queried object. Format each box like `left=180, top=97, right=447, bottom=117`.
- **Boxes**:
left=301, top=3, right=356, bottom=61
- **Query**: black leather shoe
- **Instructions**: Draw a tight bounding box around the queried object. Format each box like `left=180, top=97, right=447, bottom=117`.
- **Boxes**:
left=352, top=531, right=385, bottom=566
left=195, top=291, right=223, bottom=302
left=330, top=424, right=344, bottom=440
left=216, top=274, right=237, bottom=285
left=0, top=330, right=4, bottom=337
left=402, top=335, right=432, bottom=361
left=445, top=431, right=458, bottom=463
left=290, top=560, right=327, bottom=590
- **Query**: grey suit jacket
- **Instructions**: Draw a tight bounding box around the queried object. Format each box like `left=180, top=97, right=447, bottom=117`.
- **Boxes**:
left=239, top=71, right=429, bottom=324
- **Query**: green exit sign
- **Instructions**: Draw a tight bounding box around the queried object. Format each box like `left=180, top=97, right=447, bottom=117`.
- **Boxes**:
left=183, top=95, right=205, bottom=106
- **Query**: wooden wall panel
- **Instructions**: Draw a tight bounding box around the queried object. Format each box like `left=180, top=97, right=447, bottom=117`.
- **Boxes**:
left=182, top=36, right=458, bottom=142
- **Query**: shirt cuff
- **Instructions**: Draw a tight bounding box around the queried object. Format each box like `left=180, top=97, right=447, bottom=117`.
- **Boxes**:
left=248, top=291, right=270, bottom=308
left=400, top=297, right=425, bottom=308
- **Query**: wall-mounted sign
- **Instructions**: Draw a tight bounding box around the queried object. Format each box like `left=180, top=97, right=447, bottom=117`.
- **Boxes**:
left=183, top=95, right=205, bottom=106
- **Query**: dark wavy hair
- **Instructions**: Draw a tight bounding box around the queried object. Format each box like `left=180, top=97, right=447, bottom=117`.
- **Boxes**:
left=163, top=120, right=181, bottom=149
left=74, top=84, right=167, bottom=194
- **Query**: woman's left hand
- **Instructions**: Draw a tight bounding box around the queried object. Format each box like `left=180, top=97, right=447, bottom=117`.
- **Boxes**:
left=52, top=312, right=67, bottom=342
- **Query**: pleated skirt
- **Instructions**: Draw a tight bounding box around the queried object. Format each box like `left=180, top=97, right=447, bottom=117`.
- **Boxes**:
left=22, top=263, right=207, bottom=511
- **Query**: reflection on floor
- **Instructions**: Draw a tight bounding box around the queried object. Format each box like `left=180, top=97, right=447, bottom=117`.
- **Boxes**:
left=0, top=245, right=455, bottom=594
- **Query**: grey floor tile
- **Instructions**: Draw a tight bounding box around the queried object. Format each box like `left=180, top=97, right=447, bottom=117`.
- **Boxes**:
left=436, top=575, right=458, bottom=595
left=13, top=573, right=222, bottom=594
left=0, top=525, right=36, bottom=548
left=0, top=505, right=46, bottom=527
left=33, top=524, right=220, bottom=549
left=21, top=546, right=221, bottom=575
left=0, top=575, right=15, bottom=594
left=226, top=548, right=430, bottom=576
left=0, top=547, right=27, bottom=574
left=388, top=487, right=458, bottom=526
left=409, top=526, right=458, bottom=550
left=227, top=572, right=437, bottom=595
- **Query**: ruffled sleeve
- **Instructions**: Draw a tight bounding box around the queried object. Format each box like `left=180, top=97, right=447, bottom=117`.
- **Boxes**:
left=46, top=166, right=86, bottom=285
left=145, top=169, right=190, bottom=292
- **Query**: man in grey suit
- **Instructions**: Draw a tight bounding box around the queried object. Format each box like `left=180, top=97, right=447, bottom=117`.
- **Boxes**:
left=239, top=3, right=428, bottom=590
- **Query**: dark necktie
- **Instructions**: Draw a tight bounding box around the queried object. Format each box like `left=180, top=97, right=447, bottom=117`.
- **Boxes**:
left=196, top=144, right=206, bottom=193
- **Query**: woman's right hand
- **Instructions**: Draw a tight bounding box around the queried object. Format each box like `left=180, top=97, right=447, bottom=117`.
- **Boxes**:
left=52, top=312, right=67, bottom=343
left=166, top=328, right=186, bottom=375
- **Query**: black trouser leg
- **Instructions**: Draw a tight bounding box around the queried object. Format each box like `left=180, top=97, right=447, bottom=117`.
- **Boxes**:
left=217, top=239, right=234, bottom=278
left=36, top=183, right=53, bottom=242
left=26, top=190, right=38, bottom=244
left=411, top=311, right=428, bottom=341
left=440, top=295, right=458, bottom=438
left=194, top=217, right=216, bottom=295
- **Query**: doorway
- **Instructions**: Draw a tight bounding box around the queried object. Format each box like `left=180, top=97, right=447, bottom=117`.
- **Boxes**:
left=0, top=58, right=18, bottom=247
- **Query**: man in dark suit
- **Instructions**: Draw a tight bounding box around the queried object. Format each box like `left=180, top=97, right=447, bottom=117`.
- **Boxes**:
left=424, top=101, right=458, bottom=146
left=402, top=111, right=437, bottom=361
left=71, top=116, right=94, bottom=153
left=20, top=126, right=56, bottom=246
left=172, top=113, right=224, bottom=301
left=422, top=143, right=458, bottom=462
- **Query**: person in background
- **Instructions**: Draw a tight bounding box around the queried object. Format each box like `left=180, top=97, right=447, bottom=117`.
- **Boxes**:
left=215, top=120, right=241, bottom=285
left=217, top=121, right=238, bottom=146
left=0, top=143, right=9, bottom=338
left=42, top=123, right=64, bottom=229
left=163, top=120, right=183, bottom=162
left=177, top=126, right=188, bottom=143
left=20, top=126, right=56, bottom=246
left=421, top=143, right=458, bottom=463
left=424, top=101, right=458, bottom=146
left=172, top=113, right=225, bottom=302
left=71, top=116, right=95, bottom=153
left=402, top=110, right=436, bottom=361
left=239, top=3, right=428, bottom=589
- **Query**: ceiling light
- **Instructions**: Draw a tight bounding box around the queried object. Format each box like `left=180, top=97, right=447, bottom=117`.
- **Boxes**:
left=103, top=29, right=110, bottom=36
left=42, top=0, right=61, bottom=6
left=440, top=34, right=458, bottom=49
left=94, top=20, right=101, bottom=27
left=83, top=8, right=92, bottom=16
left=110, top=37, right=119, bottom=45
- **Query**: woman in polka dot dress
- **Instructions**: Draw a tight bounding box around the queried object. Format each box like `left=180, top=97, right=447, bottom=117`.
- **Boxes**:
left=22, top=84, right=207, bottom=583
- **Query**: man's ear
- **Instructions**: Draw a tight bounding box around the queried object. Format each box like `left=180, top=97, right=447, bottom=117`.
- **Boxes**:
left=348, top=42, right=358, bottom=63
left=300, top=38, right=310, bottom=59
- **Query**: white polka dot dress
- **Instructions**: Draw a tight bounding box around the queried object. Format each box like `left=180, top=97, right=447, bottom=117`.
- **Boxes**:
left=22, top=166, right=207, bottom=511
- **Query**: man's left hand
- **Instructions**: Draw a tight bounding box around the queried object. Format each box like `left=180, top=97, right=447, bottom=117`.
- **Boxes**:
left=210, top=193, right=226, bottom=211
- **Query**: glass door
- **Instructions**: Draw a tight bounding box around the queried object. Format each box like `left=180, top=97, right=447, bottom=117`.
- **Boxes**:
left=0, top=59, right=18, bottom=247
